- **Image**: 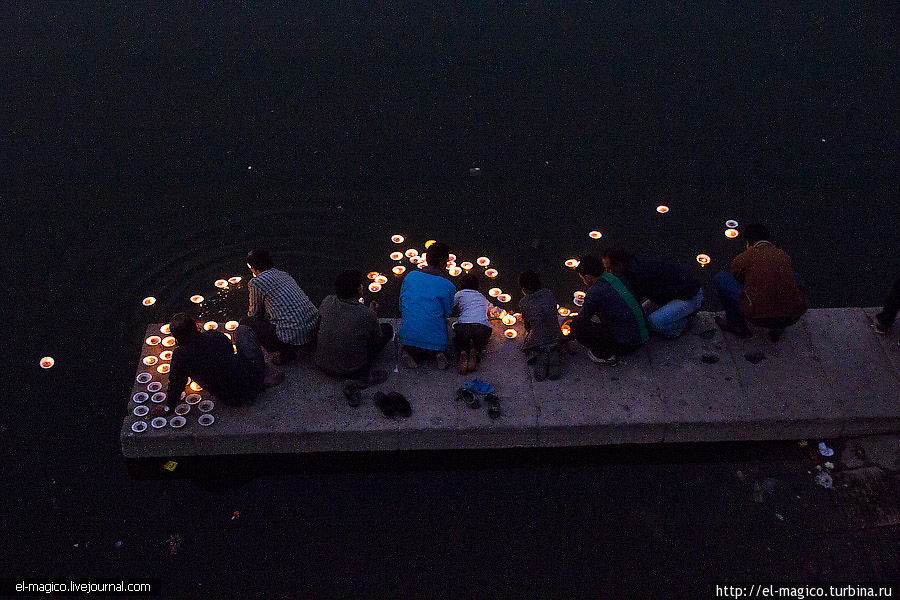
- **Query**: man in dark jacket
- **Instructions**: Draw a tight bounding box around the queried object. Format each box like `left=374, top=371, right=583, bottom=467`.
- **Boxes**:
left=602, top=248, right=702, bottom=338
left=572, top=256, right=648, bottom=365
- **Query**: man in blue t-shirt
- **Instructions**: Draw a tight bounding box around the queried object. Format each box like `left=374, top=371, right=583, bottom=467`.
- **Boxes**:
left=398, top=242, right=457, bottom=370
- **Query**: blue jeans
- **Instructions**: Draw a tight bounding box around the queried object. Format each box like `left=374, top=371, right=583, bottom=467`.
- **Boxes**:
left=646, top=288, right=704, bottom=338
left=714, top=271, right=803, bottom=330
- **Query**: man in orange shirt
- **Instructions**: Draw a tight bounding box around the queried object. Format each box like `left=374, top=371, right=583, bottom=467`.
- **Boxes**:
left=714, top=224, right=807, bottom=342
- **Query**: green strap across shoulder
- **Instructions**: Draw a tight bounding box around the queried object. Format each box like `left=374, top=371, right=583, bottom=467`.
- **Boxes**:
left=601, top=273, right=648, bottom=343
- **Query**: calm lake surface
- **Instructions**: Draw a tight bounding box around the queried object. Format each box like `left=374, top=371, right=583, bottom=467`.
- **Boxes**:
left=3, top=3, right=898, bottom=595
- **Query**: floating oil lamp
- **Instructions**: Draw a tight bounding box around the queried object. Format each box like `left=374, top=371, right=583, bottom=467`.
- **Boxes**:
left=390, top=252, right=403, bottom=261
left=162, top=336, right=176, bottom=347
left=446, top=261, right=456, bottom=268
left=558, top=307, right=571, bottom=316
left=40, top=356, right=55, bottom=369
left=504, top=329, right=517, bottom=339
left=448, top=266, right=462, bottom=276
left=374, top=275, right=388, bottom=284
left=725, top=229, right=739, bottom=239
left=142, top=296, right=156, bottom=306
left=573, top=297, right=584, bottom=307
left=405, top=248, right=418, bottom=258
left=477, top=257, right=490, bottom=267
left=367, top=271, right=379, bottom=280
left=157, top=364, right=170, bottom=374
left=656, top=205, right=669, bottom=214
left=159, top=350, right=173, bottom=361
left=190, top=381, right=203, bottom=392
left=725, top=220, right=738, bottom=228
left=696, top=254, right=711, bottom=267
left=565, top=259, right=580, bottom=268
left=417, top=262, right=427, bottom=269
left=160, top=324, right=171, bottom=334
left=424, top=240, right=436, bottom=248
left=203, top=321, right=218, bottom=330
left=368, top=282, right=382, bottom=292
left=228, top=276, right=242, bottom=284
left=145, top=336, right=161, bottom=346
left=502, top=314, right=517, bottom=326
left=392, top=234, right=405, bottom=244
left=561, top=320, right=572, bottom=336
left=497, top=293, right=511, bottom=303
left=589, top=230, right=602, bottom=239
left=190, top=295, right=204, bottom=304
left=574, top=291, right=586, bottom=300
left=392, top=265, right=406, bottom=275
left=409, top=256, right=421, bottom=264
left=488, top=288, right=502, bottom=297
left=485, top=268, right=498, bottom=278
left=448, top=254, right=456, bottom=262
left=513, top=313, right=522, bottom=320
left=215, top=279, right=228, bottom=289
left=460, top=261, right=473, bottom=271
left=142, top=356, right=158, bottom=366
left=225, top=321, right=239, bottom=331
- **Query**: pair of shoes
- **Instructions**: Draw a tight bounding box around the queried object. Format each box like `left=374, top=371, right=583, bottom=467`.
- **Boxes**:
left=547, top=348, right=561, bottom=380
left=768, top=328, right=784, bottom=343
left=343, top=382, right=362, bottom=407
left=457, top=351, right=469, bottom=375
left=484, top=393, right=501, bottom=419
left=374, top=391, right=411, bottom=418
left=872, top=322, right=890, bottom=335
left=435, top=352, right=449, bottom=370
left=714, top=314, right=751, bottom=338
left=456, top=387, right=480, bottom=408
left=400, top=349, right=419, bottom=369
left=586, top=349, right=617, bottom=365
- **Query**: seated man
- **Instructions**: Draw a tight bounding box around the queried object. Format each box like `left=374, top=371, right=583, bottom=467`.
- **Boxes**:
left=164, top=313, right=283, bottom=410
left=713, top=223, right=807, bottom=342
left=873, top=277, right=899, bottom=335
left=397, top=241, right=457, bottom=370
left=572, top=256, right=648, bottom=365
left=315, top=269, right=393, bottom=380
left=602, top=248, right=703, bottom=338
left=242, top=248, right=319, bottom=365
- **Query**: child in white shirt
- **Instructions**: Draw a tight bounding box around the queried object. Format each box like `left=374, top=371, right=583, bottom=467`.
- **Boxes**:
left=452, top=273, right=503, bottom=374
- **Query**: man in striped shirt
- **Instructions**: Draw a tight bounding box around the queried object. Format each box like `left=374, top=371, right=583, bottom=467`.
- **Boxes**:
left=240, top=248, right=319, bottom=365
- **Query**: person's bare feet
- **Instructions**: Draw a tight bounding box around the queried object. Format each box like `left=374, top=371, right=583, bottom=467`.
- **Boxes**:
left=401, top=349, right=418, bottom=369
left=435, top=352, right=449, bottom=370
left=467, top=350, right=478, bottom=373
left=263, top=366, right=285, bottom=388
left=457, top=351, right=469, bottom=375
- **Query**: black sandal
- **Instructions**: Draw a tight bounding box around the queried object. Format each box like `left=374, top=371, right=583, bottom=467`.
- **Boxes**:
left=343, top=382, right=362, bottom=407
left=373, top=391, right=394, bottom=417
left=456, top=387, right=480, bottom=409
left=387, top=392, right=411, bottom=418
left=484, top=394, right=501, bottom=419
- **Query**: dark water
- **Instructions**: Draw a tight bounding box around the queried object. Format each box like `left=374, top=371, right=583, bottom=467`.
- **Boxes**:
left=3, top=3, right=898, bottom=595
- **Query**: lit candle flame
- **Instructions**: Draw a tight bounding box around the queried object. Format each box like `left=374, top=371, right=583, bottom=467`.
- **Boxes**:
left=477, top=257, right=490, bottom=267
left=424, top=240, right=436, bottom=248
left=40, top=356, right=55, bottom=369
left=142, top=356, right=158, bottom=366
left=696, top=254, right=711, bottom=266
left=405, top=248, right=418, bottom=258
left=203, top=321, right=218, bottom=330
left=367, top=271, right=379, bottom=280
left=589, top=230, right=602, bottom=239
left=392, top=265, right=406, bottom=275
left=504, top=329, right=518, bottom=339
left=190, top=382, right=203, bottom=392
left=368, top=282, right=382, bottom=292
left=565, top=259, right=580, bottom=268
left=656, top=205, right=669, bottom=214
left=502, top=314, right=516, bottom=326
left=460, top=261, right=473, bottom=271
left=228, top=276, right=242, bottom=284
left=497, top=293, right=511, bottom=303
left=145, top=336, right=161, bottom=346
left=448, top=266, right=462, bottom=276
left=488, top=288, right=502, bottom=297
left=142, top=296, right=156, bottom=306
left=573, top=291, right=586, bottom=300
left=225, top=321, right=239, bottom=331
left=159, top=350, right=173, bottom=361
left=374, top=275, right=388, bottom=284
left=162, top=336, right=176, bottom=347
left=448, top=254, right=456, bottom=262
left=485, top=268, right=498, bottom=278
left=390, top=252, right=403, bottom=261
left=214, top=279, right=229, bottom=289
left=724, top=228, right=739, bottom=238
left=190, top=295, right=204, bottom=304
left=160, top=324, right=171, bottom=334
left=417, top=262, right=427, bottom=269
left=561, top=324, right=571, bottom=336
left=392, top=235, right=405, bottom=244
left=558, top=307, right=571, bottom=316
left=157, top=364, right=170, bottom=374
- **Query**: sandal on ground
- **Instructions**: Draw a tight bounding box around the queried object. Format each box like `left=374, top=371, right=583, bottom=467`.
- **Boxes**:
left=343, top=382, right=362, bottom=407
left=456, top=387, right=480, bottom=409
left=484, top=394, right=501, bottom=419
left=714, top=315, right=751, bottom=338
left=387, top=392, right=411, bottom=418
left=373, top=391, right=394, bottom=417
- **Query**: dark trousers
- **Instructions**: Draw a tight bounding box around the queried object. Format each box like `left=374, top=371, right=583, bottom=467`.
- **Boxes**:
left=876, top=278, right=900, bottom=329
left=452, top=322, right=493, bottom=353
left=240, top=315, right=309, bottom=355
left=227, top=324, right=266, bottom=405
left=331, top=323, right=394, bottom=379
left=571, top=318, right=638, bottom=359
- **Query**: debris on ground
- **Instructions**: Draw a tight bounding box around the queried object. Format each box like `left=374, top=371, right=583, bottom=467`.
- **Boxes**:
left=818, top=442, right=834, bottom=457
left=824, top=461, right=834, bottom=470
left=744, top=351, right=765, bottom=364
left=168, top=534, right=182, bottom=556
left=231, top=510, right=240, bottom=521
left=815, top=471, right=833, bottom=489
left=775, top=513, right=784, bottom=521
left=163, top=461, right=178, bottom=472
left=798, top=440, right=808, bottom=447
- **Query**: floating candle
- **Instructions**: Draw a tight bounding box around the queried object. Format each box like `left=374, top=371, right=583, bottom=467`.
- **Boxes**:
left=368, top=282, right=382, bottom=292
left=190, top=295, right=204, bottom=304
left=392, top=235, right=405, bottom=243
left=190, top=382, right=203, bottom=392
left=448, top=254, right=456, bottom=262
left=203, top=321, right=218, bottom=330
left=446, top=261, right=456, bottom=268
left=215, top=279, right=229, bottom=289
left=417, top=262, right=427, bottom=269
left=160, top=324, right=171, bottom=334
left=573, top=297, right=584, bottom=307
left=228, top=276, right=242, bottom=284
left=405, top=248, right=418, bottom=258
left=574, top=291, right=586, bottom=300
left=142, top=356, right=158, bottom=366
left=488, top=288, right=502, bottom=297
left=477, top=257, right=490, bottom=267
left=725, top=228, right=739, bottom=238
left=159, top=350, right=173, bottom=361
left=145, top=336, right=161, bottom=346
left=409, top=255, right=421, bottom=264
left=424, top=240, right=436, bottom=248
left=448, top=266, right=462, bottom=276
left=374, top=275, right=388, bottom=284
left=367, top=271, right=379, bottom=280
left=561, top=322, right=571, bottom=336
left=142, top=296, right=156, bottom=306
left=725, top=220, right=738, bottom=228
left=485, top=268, right=498, bottom=278
left=390, top=252, right=403, bottom=261
left=460, top=261, right=473, bottom=271
left=392, top=265, right=406, bottom=275
left=656, top=205, right=669, bottom=214
left=558, top=307, right=571, bottom=316
left=502, top=314, right=517, bottom=326
left=225, top=321, right=239, bottom=331
left=589, top=230, right=602, bottom=239
left=40, top=356, right=55, bottom=369
left=565, top=259, right=580, bottom=268
left=497, top=294, right=511, bottom=303
left=504, top=329, right=518, bottom=339
left=696, top=254, right=711, bottom=266
left=157, top=364, right=170, bottom=374
left=162, top=336, right=176, bottom=347
left=513, top=313, right=522, bottom=320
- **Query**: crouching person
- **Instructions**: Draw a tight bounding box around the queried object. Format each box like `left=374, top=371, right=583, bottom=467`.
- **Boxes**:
left=164, top=313, right=284, bottom=411
left=519, top=270, right=564, bottom=381
left=315, top=270, right=393, bottom=399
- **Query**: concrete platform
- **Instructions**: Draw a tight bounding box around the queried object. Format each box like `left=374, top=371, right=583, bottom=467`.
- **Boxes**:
left=121, top=308, right=900, bottom=458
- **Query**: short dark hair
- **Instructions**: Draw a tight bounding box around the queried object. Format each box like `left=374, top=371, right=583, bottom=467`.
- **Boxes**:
left=425, top=241, right=449, bottom=269
left=601, top=247, right=631, bottom=275
left=744, top=224, right=770, bottom=246
left=246, top=248, right=274, bottom=271
left=334, top=269, right=363, bottom=299
left=519, top=270, right=541, bottom=293
left=170, top=313, right=198, bottom=344
left=459, top=273, right=479, bottom=291
left=574, top=255, right=604, bottom=277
